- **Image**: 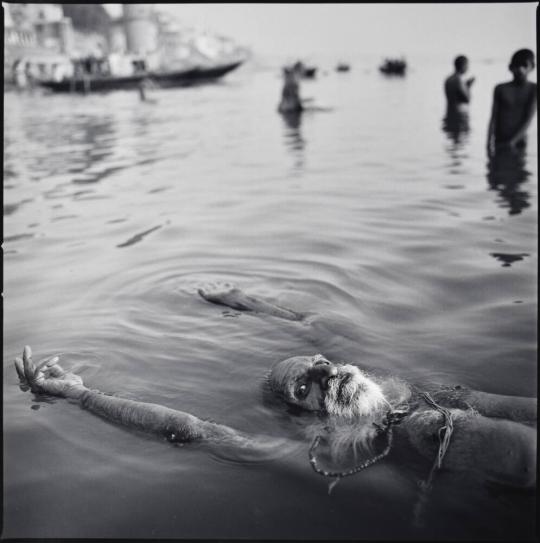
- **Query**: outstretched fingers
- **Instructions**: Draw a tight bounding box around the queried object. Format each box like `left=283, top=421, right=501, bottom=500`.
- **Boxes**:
left=36, top=355, right=60, bottom=371
left=22, top=345, right=36, bottom=382
left=14, top=357, right=26, bottom=382
left=16, top=347, right=66, bottom=388
left=14, top=346, right=84, bottom=398
left=45, top=365, right=66, bottom=378
left=34, top=356, right=64, bottom=383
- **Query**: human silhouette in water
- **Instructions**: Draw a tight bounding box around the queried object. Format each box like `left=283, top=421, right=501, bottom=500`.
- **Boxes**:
left=487, top=49, right=536, bottom=157
left=278, top=67, right=304, bottom=114
left=443, top=55, right=475, bottom=142
left=485, top=49, right=536, bottom=215
left=277, top=67, right=330, bottom=116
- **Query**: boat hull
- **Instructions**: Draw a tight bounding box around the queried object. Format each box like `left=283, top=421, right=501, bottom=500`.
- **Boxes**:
left=38, top=61, right=243, bottom=93
left=151, top=61, right=242, bottom=88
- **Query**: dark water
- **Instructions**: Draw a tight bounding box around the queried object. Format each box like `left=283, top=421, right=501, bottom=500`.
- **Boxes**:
left=3, top=57, right=537, bottom=540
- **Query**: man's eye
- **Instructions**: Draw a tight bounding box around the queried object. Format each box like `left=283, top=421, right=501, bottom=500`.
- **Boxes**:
left=295, top=382, right=310, bottom=399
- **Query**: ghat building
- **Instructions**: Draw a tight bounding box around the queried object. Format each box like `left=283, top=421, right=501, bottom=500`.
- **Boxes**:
left=4, top=3, right=75, bottom=84
left=108, top=5, right=247, bottom=71
left=4, top=3, right=248, bottom=86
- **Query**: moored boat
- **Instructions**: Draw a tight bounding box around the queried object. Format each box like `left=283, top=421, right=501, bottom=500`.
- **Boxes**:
left=38, top=60, right=244, bottom=93
left=336, top=63, right=351, bottom=72
left=379, top=58, right=407, bottom=76
left=151, top=61, right=243, bottom=88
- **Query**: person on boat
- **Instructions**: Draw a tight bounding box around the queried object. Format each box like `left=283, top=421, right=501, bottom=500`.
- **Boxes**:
left=487, top=49, right=537, bottom=158
left=444, top=55, right=475, bottom=115
left=15, top=285, right=536, bottom=492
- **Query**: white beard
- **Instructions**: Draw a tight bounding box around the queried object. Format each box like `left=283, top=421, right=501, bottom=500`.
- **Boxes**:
left=324, top=364, right=388, bottom=419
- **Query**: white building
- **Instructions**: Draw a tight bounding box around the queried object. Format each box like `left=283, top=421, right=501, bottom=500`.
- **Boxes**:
left=4, top=3, right=73, bottom=85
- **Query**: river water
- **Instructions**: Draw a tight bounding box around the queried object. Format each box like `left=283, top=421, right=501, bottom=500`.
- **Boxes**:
left=3, top=56, right=537, bottom=540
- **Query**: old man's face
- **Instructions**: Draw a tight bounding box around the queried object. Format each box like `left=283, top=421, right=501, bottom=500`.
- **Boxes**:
left=269, top=355, right=388, bottom=419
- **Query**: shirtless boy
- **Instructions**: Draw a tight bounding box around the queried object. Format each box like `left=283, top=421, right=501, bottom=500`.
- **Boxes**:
left=487, top=49, right=537, bottom=157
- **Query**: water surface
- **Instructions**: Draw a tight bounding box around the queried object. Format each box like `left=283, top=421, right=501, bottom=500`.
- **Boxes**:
left=3, top=56, right=537, bottom=540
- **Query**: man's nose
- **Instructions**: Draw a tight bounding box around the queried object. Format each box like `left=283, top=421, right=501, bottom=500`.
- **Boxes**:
left=308, top=361, right=338, bottom=390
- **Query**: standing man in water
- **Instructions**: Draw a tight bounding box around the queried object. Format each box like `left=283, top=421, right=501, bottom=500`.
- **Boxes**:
left=443, top=55, right=475, bottom=141
left=278, top=67, right=304, bottom=114
left=487, top=49, right=537, bottom=157
left=444, top=55, right=475, bottom=115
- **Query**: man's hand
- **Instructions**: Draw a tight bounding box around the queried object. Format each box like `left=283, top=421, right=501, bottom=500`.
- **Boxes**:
left=507, top=139, right=519, bottom=151
left=495, top=139, right=520, bottom=154
left=487, top=137, right=495, bottom=158
left=466, top=77, right=475, bottom=87
left=14, top=346, right=86, bottom=399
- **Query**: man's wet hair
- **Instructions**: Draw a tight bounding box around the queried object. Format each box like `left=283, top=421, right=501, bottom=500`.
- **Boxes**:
left=454, top=55, right=468, bottom=71
left=510, top=49, right=535, bottom=69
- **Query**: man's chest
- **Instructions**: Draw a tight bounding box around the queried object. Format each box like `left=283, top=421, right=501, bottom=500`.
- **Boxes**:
left=499, top=85, right=533, bottom=109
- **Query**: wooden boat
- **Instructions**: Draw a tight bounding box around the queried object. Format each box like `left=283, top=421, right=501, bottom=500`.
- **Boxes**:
left=38, top=60, right=243, bottom=93
left=336, top=63, right=350, bottom=72
left=151, top=61, right=243, bottom=88
left=301, top=66, right=317, bottom=78
left=379, top=59, right=407, bottom=76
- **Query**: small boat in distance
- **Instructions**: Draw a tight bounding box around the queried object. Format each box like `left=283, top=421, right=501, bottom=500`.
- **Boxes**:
left=379, top=58, right=407, bottom=76
left=336, top=63, right=351, bottom=72
left=300, top=66, right=317, bottom=78
left=38, top=60, right=244, bottom=93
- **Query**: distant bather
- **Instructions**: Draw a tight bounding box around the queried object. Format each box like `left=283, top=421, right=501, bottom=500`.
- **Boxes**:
left=278, top=68, right=303, bottom=114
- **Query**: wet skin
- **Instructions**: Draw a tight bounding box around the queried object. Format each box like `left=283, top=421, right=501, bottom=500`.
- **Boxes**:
left=487, top=60, right=537, bottom=155
left=444, top=59, right=475, bottom=115
left=14, top=287, right=537, bottom=488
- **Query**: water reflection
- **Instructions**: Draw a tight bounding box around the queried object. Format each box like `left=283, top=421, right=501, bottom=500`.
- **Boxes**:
left=68, top=115, right=117, bottom=183
left=9, top=110, right=118, bottom=184
left=490, top=252, right=530, bottom=267
left=280, top=111, right=305, bottom=171
left=442, top=110, right=470, bottom=147
left=486, top=147, right=531, bottom=215
left=441, top=111, right=470, bottom=181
